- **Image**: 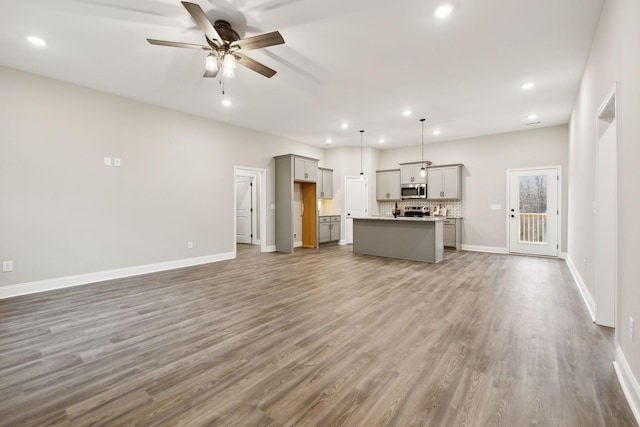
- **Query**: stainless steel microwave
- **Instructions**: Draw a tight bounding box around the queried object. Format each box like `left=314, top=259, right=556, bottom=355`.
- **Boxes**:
left=401, top=184, right=426, bottom=199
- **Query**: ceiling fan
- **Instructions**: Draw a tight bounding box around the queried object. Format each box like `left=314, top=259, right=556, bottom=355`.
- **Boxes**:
left=147, top=1, right=285, bottom=78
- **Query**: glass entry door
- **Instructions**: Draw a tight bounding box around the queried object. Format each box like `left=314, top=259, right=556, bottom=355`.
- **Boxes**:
left=508, top=168, right=559, bottom=256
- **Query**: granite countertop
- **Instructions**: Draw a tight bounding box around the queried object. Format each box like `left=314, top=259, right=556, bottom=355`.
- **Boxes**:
left=358, top=216, right=445, bottom=222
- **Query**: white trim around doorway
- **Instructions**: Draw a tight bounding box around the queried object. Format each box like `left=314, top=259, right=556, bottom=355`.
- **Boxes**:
left=234, top=166, right=268, bottom=254
left=505, top=165, right=562, bottom=257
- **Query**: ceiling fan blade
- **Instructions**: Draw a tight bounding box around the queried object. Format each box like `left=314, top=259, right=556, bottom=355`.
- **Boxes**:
left=147, top=39, right=212, bottom=50
left=230, top=31, right=285, bottom=51
left=181, top=1, right=221, bottom=43
left=234, top=52, right=277, bottom=78
left=203, top=68, right=219, bottom=78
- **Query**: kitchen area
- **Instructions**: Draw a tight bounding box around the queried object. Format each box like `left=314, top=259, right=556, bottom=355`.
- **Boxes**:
left=275, top=154, right=463, bottom=263
left=375, top=162, right=463, bottom=241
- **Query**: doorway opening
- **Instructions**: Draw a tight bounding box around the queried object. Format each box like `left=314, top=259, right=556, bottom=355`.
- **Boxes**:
left=234, top=166, right=267, bottom=253
left=594, top=85, right=617, bottom=328
left=507, top=167, right=560, bottom=257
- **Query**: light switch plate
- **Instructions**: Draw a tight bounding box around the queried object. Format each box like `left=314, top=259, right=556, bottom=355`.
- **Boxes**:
left=3, top=261, right=13, bottom=272
left=114, top=158, right=122, bottom=167
left=104, top=157, right=112, bottom=166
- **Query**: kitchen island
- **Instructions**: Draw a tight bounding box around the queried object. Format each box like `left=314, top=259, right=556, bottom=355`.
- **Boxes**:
left=353, top=216, right=445, bottom=263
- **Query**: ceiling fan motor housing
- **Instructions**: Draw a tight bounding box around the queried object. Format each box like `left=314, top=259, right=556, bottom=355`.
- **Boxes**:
left=214, top=21, right=240, bottom=44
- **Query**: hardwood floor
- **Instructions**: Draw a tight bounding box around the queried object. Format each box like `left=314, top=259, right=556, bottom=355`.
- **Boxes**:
left=0, top=245, right=636, bottom=426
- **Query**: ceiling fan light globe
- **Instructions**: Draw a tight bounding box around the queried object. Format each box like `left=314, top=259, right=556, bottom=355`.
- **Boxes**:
left=205, top=54, right=218, bottom=72
left=223, top=53, right=236, bottom=69
left=222, top=53, right=236, bottom=78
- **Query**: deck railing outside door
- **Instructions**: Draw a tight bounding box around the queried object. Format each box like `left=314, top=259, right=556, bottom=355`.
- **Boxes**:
left=519, top=213, right=547, bottom=243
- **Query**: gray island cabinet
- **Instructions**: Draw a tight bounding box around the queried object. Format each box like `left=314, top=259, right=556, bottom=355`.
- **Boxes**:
left=353, top=217, right=445, bottom=263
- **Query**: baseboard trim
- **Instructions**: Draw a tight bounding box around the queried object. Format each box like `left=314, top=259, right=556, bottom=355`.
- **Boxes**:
left=293, top=241, right=303, bottom=248
left=338, top=239, right=348, bottom=246
left=614, top=346, right=640, bottom=425
left=461, top=244, right=508, bottom=254
left=0, top=251, right=236, bottom=299
left=565, top=255, right=596, bottom=322
left=263, top=245, right=276, bottom=252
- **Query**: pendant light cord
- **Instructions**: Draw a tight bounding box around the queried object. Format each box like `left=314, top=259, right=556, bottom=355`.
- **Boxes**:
left=360, top=130, right=364, bottom=175
left=420, top=118, right=426, bottom=167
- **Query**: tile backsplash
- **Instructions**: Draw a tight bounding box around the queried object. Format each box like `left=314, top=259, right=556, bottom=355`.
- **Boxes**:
left=378, top=199, right=463, bottom=218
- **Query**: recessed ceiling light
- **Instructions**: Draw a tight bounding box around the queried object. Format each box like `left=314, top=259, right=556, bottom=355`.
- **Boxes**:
left=527, top=114, right=538, bottom=120
left=435, top=4, right=453, bottom=18
left=521, top=82, right=535, bottom=90
left=221, top=99, right=232, bottom=107
left=402, top=109, right=412, bottom=117
left=27, top=36, right=47, bottom=47
left=341, top=123, right=349, bottom=129
left=432, top=130, right=441, bottom=136
left=326, top=138, right=332, bottom=144
left=378, top=138, right=385, bottom=144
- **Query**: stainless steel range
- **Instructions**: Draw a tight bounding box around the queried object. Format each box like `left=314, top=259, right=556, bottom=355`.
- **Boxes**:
left=402, top=206, right=430, bottom=217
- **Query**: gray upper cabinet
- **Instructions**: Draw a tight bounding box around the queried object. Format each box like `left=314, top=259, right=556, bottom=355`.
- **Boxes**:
left=318, top=168, right=333, bottom=199
left=294, top=157, right=317, bottom=182
left=376, top=169, right=401, bottom=200
left=400, top=163, right=427, bottom=185
left=427, top=164, right=462, bottom=200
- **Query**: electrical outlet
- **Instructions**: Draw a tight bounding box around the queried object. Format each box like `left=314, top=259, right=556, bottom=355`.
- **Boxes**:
left=3, top=261, right=13, bottom=272
left=629, top=317, right=634, bottom=341
left=293, top=233, right=297, bottom=238
left=187, top=241, right=193, bottom=249
left=114, top=158, right=122, bottom=167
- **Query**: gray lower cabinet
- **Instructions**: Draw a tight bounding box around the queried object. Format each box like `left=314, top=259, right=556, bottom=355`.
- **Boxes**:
left=443, top=218, right=462, bottom=250
left=319, top=215, right=340, bottom=243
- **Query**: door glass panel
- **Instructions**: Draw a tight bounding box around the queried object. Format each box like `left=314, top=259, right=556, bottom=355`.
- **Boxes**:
left=518, top=175, right=547, bottom=243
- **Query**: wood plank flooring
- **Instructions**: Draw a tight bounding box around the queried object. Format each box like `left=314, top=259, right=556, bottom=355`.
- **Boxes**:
left=0, top=246, right=636, bottom=426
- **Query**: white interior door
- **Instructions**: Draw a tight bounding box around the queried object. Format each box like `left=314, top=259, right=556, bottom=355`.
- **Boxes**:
left=345, top=176, right=368, bottom=244
left=595, top=116, right=617, bottom=327
left=508, top=168, right=559, bottom=256
left=235, top=176, right=252, bottom=244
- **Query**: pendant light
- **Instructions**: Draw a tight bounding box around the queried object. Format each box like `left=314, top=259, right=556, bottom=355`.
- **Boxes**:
left=359, top=130, right=365, bottom=181
left=420, top=118, right=427, bottom=177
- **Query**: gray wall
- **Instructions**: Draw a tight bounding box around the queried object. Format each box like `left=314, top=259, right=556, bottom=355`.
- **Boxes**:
left=568, top=0, right=640, bottom=392
left=0, top=66, right=323, bottom=286
left=378, top=125, right=569, bottom=252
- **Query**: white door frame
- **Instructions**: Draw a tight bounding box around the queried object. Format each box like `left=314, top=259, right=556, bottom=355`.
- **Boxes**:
left=344, top=176, right=369, bottom=244
left=506, top=166, right=561, bottom=257
left=234, top=166, right=267, bottom=253
left=594, top=84, right=617, bottom=328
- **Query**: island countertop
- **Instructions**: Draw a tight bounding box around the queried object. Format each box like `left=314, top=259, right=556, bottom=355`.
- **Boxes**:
left=358, top=216, right=445, bottom=222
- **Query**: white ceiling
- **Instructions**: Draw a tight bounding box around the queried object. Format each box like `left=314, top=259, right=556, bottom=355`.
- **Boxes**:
left=0, top=0, right=603, bottom=148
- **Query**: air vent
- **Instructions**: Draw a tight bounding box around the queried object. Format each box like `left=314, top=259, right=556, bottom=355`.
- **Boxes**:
left=525, top=121, right=541, bottom=126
